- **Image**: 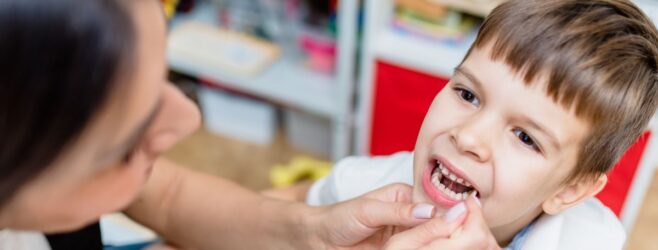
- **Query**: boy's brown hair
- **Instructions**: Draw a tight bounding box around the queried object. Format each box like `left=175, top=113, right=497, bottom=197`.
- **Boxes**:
left=464, top=0, right=658, bottom=183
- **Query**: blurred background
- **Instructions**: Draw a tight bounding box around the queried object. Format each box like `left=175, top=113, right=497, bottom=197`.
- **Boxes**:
left=160, top=0, right=658, bottom=248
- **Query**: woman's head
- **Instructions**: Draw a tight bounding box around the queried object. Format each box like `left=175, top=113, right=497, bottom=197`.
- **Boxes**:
left=0, top=0, right=199, bottom=232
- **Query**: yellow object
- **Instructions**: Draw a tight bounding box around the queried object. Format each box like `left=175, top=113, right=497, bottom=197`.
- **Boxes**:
left=270, top=156, right=332, bottom=188
left=162, top=0, right=179, bottom=19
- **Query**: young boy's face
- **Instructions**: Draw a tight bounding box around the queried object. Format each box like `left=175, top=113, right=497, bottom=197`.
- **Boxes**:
left=411, top=44, right=590, bottom=238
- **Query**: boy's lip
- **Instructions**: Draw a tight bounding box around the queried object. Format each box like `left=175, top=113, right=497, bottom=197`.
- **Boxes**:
left=421, top=155, right=480, bottom=207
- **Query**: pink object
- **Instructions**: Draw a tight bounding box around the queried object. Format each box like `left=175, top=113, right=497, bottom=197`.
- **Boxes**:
left=299, top=33, right=336, bottom=74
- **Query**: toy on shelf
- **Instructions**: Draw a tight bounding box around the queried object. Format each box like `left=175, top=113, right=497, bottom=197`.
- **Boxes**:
left=428, top=0, right=505, bottom=17
left=299, top=31, right=336, bottom=74
left=270, top=156, right=332, bottom=188
left=394, top=0, right=481, bottom=45
left=168, top=21, right=281, bottom=76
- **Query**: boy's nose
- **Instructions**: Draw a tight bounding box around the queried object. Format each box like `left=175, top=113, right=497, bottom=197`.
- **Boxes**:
left=451, top=115, right=493, bottom=163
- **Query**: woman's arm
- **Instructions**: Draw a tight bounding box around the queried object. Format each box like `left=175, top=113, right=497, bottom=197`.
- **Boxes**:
left=124, top=158, right=310, bottom=249
left=124, top=158, right=435, bottom=249
left=260, top=181, right=314, bottom=202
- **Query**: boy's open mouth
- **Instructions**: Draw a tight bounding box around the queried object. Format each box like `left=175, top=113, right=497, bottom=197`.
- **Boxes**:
left=431, top=161, right=476, bottom=200
left=422, top=157, right=480, bottom=206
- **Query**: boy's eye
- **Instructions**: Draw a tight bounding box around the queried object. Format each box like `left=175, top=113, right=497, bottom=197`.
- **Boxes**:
left=455, top=87, right=480, bottom=106
left=513, top=129, right=541, bottom=152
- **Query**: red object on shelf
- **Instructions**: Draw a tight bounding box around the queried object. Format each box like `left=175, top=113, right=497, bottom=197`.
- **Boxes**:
left=368, top=62, right=652, bottom=218
left=596, top=131, right=652, bottom=217
left=369, top=61, right=449, bottom=155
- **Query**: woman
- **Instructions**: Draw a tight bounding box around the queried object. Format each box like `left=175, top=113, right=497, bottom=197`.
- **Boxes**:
left=0, top=0, right=439, bottom=249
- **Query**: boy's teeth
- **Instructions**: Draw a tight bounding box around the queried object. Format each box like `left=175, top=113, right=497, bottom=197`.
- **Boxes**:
left=431, top=161, right=476, bottom=201
left=455, top=177, right=472, bottom=187
left=437, top=161, right=472, bottom=187
left=432, top=172, right=440, bottom=185
left=431, top=178, right=472, bottom=201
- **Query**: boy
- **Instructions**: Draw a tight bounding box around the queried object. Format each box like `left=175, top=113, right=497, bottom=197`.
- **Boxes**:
left=267, top=0, right=658, bottom=248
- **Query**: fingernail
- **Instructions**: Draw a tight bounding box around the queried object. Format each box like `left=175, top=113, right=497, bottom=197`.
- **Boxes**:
left=412, top=203, right=435, bottom=219
left=444, top=202, right=466, bottom=222
left=471, top=191, right=482, bottom=207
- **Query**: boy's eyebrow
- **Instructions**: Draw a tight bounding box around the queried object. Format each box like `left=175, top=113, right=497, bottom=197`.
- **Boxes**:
left=454, top=66, right=483, bottom=89
left=520, top=116, right=561, bottom=150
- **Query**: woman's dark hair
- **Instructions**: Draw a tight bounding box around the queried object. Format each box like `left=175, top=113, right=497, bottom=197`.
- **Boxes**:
left=0, top=0, right=135, bottom=207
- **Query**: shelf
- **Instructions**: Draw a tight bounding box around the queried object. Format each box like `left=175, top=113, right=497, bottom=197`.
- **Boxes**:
left=428, top=0, right=504, bottom=17
left=169, top=52, right=337, bottom=117
left=372, top=28, right=473, bottom=77
left=166, top=1, right=338, bottom=117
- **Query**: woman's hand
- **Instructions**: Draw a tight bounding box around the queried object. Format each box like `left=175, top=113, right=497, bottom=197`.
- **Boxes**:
left=384, top=195, right=501, bottom=250
left=304, top=183, right=437, bottom=249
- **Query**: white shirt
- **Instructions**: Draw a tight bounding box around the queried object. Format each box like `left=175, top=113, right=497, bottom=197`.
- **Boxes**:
left=306, top=152, right=626, bottom=250
left=0, top=229, right=50, bottom=250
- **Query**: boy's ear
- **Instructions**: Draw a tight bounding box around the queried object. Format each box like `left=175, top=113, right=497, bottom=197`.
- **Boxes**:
left=542, top=174, right=607, bottom=215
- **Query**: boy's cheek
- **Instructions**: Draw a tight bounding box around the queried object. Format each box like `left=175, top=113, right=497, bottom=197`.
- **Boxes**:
left=480, top=192, right=546, bottom=228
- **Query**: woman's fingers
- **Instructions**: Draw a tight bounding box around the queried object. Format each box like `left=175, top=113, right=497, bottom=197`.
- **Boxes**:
left=355, top=199, right=437, bottom=229
left=319, top=184, right=438, bottom=247
left=458, top=196, right=500, bottom=249
left=384, top=209, right=467, bottom=249
left=423, top=195, right=500, bottom=250
left=461, top=195, right=489, bottom=233
left=353, top=184, right=437, bottom=229
left=361, top=183, right=414, bottom=203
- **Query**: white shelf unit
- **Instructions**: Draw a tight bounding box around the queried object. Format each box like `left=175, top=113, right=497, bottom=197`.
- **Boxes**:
left=374, top=28, right=473, bottom=77
left=356, top=0, right=476, bottom=154
left=621, top=0, right=658, bottom=235
left=622, top=115, right=658, bottom=232
left=167, top=0, right=359, bottom=160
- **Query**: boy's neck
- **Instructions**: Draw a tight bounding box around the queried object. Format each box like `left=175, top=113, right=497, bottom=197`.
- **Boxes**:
left=491, top=207, right=543, bottom=247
